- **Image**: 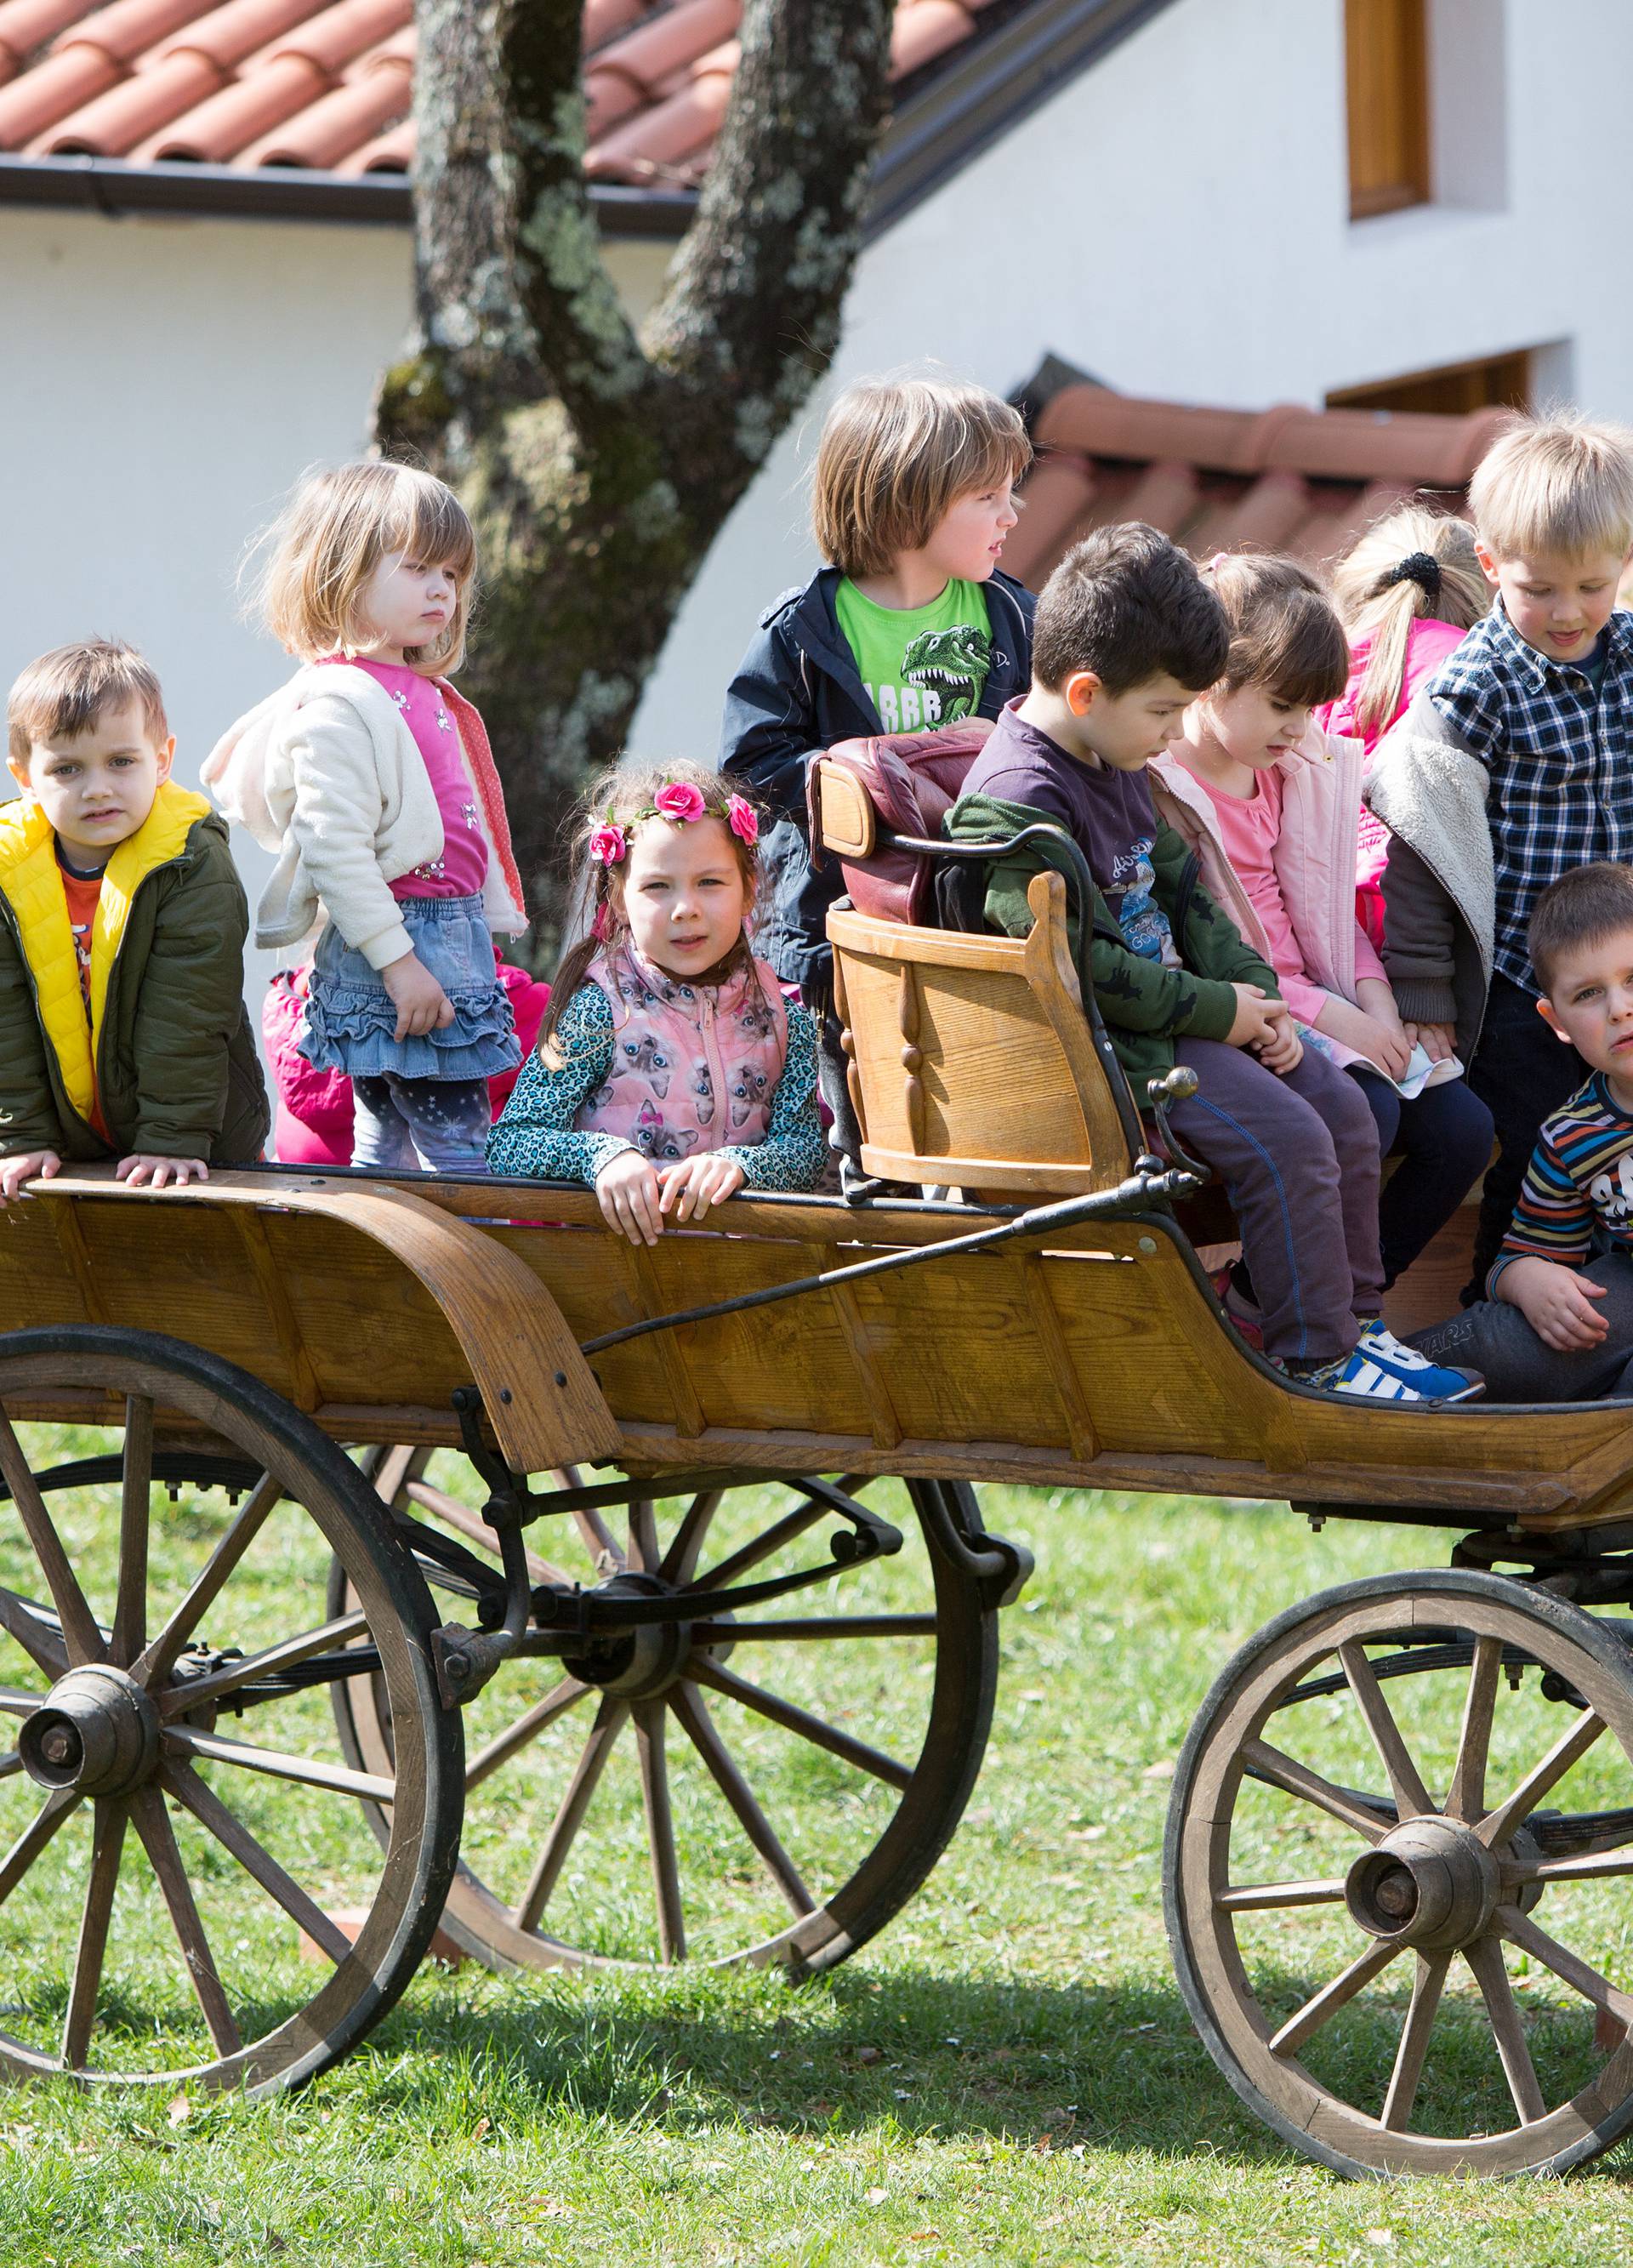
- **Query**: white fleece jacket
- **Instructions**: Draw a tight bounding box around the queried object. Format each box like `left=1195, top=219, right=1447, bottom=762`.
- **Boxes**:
left=204, top=664, right=527, bottom=972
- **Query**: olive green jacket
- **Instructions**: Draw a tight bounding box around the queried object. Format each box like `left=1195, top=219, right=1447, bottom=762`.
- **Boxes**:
left=942, top=789, right=1281, bottom=1080
left=0, top=784, right=269, bottom=1163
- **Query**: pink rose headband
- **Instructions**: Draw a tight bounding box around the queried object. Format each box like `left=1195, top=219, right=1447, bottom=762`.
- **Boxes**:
left=589, top=783, right=759, bottom=869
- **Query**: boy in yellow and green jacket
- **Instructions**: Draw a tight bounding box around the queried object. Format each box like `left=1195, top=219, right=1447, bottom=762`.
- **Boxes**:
left=0, top=641, right=267, bottom=1200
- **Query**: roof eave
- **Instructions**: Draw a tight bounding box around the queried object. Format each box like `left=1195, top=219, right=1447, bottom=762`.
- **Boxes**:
left=0, top=151, right=697, bottom=235
left=0, top=0, right=1181, bottom=241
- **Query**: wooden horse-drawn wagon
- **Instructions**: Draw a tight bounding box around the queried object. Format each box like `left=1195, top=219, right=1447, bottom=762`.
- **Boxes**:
left=3, top=737, right=1633, bottom=2177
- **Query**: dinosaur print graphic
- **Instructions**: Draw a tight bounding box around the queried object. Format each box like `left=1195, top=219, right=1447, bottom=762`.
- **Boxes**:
left=900, top=620, right=993, bottom=726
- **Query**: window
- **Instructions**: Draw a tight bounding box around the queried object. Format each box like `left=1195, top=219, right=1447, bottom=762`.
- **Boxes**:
left=1327, top=350, right=1531, bottom=419
left=1346, top=0, right=1431, bottom=219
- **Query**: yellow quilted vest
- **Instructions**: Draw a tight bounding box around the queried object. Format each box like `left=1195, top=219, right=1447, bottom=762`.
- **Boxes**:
left=0, top=781, right=212, bottom=1129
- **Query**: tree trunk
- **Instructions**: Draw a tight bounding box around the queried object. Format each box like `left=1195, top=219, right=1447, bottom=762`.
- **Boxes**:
left=374, top=0, right=895, bottom=961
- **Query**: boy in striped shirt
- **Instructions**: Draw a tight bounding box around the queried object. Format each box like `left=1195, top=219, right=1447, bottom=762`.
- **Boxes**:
left=1413, top=864, right=1633, bottom=1398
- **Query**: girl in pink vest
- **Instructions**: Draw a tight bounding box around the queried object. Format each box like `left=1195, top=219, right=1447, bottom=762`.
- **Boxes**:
left=488, top=761, right=824, bottom=1241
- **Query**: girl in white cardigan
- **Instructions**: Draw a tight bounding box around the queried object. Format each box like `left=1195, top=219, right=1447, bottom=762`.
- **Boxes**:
left=207, top=464, right=526, bottom=1174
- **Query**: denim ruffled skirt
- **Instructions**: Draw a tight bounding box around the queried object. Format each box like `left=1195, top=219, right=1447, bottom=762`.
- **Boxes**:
left=301, top=894, right=521, bottom=1083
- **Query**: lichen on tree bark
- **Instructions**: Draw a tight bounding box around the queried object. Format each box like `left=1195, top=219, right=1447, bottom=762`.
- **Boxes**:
left=374, top=0, right=895, bottom=962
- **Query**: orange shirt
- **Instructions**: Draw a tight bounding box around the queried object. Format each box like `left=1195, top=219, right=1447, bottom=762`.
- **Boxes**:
left=57, top=862, right=109, bottom=1140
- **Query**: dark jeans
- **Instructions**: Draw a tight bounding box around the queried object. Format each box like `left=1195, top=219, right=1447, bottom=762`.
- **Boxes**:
left=1350, top=1068, right=1496, bottom=1289
left=1464, top=974, right=1586, bottom=1301
left=1167, top=1038, right=1384, bottom=1365
left=1413, top=1252, right=1633, bottom=1401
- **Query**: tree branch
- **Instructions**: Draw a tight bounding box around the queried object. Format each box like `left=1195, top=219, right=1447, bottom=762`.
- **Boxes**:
left=378, top=0, right=654, bottom=460
left=646, top=0, right=895, bottom=489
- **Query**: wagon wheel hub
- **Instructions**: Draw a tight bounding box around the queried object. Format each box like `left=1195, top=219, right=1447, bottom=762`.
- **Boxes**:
left=1345, top=1814, right=1502, bottom=1952
left=20, top=1664, right=162, bottom=1798
left=560, top=1572, right=699, bottom=1701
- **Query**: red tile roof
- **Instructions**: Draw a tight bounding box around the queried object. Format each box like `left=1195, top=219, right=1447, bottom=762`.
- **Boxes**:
left=0, top=0, right=1006, bottom=181
left=1004, top=385, right=1510, bottom=589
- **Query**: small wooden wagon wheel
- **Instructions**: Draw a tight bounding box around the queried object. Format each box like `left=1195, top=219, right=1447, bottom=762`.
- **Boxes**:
left=332, top=1463, right=1000, bottom=1975
left=0, top=1327, right=462, bottom=2094
left=1166, top=1568, right=1633, bottom=2176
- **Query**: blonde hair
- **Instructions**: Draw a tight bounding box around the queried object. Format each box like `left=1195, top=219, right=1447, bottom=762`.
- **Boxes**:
left=9, top=640, right=168, bottom=766
left=811, top=376, right=1031, bottom=578
left=539, top=758, right=764, bottom=1061
left=1468, top=411, right=1633, bottom=566
left=257, top=461, right=477, bottom=672
left=1329, top=504, right=1490, bottom=738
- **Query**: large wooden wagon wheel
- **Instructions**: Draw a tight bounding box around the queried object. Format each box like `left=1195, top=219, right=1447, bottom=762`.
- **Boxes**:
left=0, top=1327, right=461, bottom=2093
left=331, top=1461, right=1001, bottom=1975
left=1166, top=1568, right=1633, bottom=2176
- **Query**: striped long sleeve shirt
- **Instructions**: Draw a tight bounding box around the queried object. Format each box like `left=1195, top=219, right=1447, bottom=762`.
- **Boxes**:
left=1490, top=1072, right=1633, bottom=1293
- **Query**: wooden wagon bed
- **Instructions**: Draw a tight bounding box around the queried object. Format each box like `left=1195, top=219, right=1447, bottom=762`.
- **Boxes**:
left=1, top=1163, right=1627, bottom=1538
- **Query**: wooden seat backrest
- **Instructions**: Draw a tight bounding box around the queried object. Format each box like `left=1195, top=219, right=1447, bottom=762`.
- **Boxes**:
left=828, top=867, right=1139, bottom=1196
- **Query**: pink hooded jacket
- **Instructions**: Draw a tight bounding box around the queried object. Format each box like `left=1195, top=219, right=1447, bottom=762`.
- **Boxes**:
left=1150, top=722, right=1388, bottom=1071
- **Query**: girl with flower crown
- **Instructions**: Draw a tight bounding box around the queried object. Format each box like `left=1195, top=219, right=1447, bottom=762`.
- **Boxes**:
left=487, top=761, right=824, bottom=1239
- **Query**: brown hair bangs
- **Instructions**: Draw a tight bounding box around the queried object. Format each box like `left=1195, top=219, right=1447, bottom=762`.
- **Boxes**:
left=1209, top=553, right=1350, bottom=707
left=9, top=641, right=168, bottom=765
left=811, top=377, right=1032, bottom=578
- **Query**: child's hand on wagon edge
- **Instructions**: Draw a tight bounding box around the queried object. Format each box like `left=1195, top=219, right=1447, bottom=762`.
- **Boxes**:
left=595, top=1147, right=665, bottom=1245
left=660, top=1154, right=746, bottom=1223
left=0, top=1149, right=60, bottom=1205
left=117, top=1154, right=209, bottom=1190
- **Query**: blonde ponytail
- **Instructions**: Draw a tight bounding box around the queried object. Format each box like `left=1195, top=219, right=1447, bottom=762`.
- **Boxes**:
left=1330, top=504, right=1490, bottom=738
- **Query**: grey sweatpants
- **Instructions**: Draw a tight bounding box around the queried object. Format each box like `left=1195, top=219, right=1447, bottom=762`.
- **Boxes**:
left=1411, top=1251, right=1633, bottom=1403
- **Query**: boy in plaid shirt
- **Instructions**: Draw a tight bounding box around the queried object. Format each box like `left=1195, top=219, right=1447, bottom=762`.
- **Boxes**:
left=1365, top=414, right=1633, bottom=1299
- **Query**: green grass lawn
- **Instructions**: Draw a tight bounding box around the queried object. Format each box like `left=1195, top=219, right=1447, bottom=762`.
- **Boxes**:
left=8, top=1462, right=1633, bottom=2265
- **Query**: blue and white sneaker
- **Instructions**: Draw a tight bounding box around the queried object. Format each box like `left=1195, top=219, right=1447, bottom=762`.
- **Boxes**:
left=1319, top=1325, right=1483, bottom=1403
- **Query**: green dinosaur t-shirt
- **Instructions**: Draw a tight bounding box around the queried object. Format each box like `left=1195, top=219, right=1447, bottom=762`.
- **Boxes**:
left=834, top=577, right=993, bottom=733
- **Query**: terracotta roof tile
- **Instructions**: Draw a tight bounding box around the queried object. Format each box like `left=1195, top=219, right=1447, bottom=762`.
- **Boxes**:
left=1016, top=385, right=1491, bottom=590
left=0, top=0, right=1014, bottom=183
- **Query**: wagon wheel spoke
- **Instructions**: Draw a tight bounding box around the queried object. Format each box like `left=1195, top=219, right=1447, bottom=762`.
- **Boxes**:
left=128, top=1786, right=241, bottom=2057
left=695, top=1501, right=827, bottom=1593
left=0, top=1752, right=22, bottom=1781
left=1477, top=1708, right=1608, bottom=1849
left=0, top=1786, right=80, bottom=1909
left=1267, top=1935, right=1402, bottom=2059
left=164, top=1724, right=396, bottom=1805
left=1443, top=1633, right=1503, bottom=1821
left=156, top=1610, right=371, bottom=1718
left=1241, top=1737, right=1388, bottom=1843
left=161, top=1762, right=351, bottom=1967
left=1380, top=1952, right=1451, bottom=2131
left=464, top=1677, right=591, bottom=1792
left=690, top=1655, right=913, bottom=1790
left=628, top=1502, right=660, bottom=1577
left=1463, top=1934, right=1545, bottom=2125
left=658, top=1491, right=723, bottom=1587
left=0, top=1412, right=106, bottom=1666
left=515, top=1695, right=630, bottom=1933
left=61, top=1799, right=128, bottom=2070
left=634, top=1701, right=685, bottom=1961
left=1338, top=1641, right=1432, bottom=1819
left=1214, top=1876, right=1348, bottom=1913
left=134, top=1470, right=282, bottom=1688
left=1497, top=1901, right=1633, bottom=2029
left=0, top=1586, right=69, bottom=1682
left=0, top=1684, right=47, bottom=1718
left=671, top=1679, right=815, bottom=1919
left=401, top=1476, right=572, bottom=1588
left=571, top=1503, right=623, bottom=1574
left=110, top=1395, right=153, bottom=1669
left=1508, top=1850, right=1633, bottom=1887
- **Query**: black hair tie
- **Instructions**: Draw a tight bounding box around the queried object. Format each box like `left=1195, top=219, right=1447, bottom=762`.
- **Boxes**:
left=1384, top=550, right=1442, bottom=601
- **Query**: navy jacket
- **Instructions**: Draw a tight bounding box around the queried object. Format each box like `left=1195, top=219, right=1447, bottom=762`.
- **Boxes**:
left=718, top=565, right=1036, bottom=991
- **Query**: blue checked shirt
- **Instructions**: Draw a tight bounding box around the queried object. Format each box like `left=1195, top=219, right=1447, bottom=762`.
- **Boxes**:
left=1426, top=602, right=1633, bottom=990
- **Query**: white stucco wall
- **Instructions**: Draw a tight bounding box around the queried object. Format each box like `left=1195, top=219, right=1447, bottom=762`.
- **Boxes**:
left=630, top=0, right=1627, bottom=758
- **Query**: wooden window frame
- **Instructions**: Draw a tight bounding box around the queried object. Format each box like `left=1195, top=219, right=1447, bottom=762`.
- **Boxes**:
left=1346, top=0, right=1431, bottom=221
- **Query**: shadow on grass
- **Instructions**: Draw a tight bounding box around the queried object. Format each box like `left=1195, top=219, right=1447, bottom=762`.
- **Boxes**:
left=358, top=1965, right=1288, bottom=2163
